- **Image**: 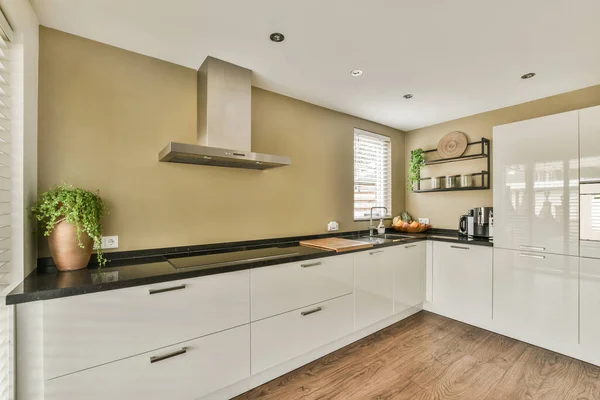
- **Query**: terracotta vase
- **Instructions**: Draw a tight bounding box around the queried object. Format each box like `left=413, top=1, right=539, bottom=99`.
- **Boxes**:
left=48, top=219, right=93, bottom=271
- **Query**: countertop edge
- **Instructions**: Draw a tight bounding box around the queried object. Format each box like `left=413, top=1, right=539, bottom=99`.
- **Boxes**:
left=7, top=233, right=491, bottom=305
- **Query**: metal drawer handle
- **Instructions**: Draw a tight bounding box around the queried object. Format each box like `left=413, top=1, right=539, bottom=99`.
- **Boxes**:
left=450, top=245, right=470, bottom=250
left=301, top=307, right=323, bottom=316
left=519, top=253, right=546, bottom=260
left=405, top=245, right=417, bottom=249
left=301, top=261, right=322, bottom=268
left=148, top=284, right=186, bottom=295
left=150, top=347, right=188, bottom=364
left=369, top=250, right=384, bottom=255
left=518, top=245, right=545, bottom=251
left=594, top=196, right=600, bottom=200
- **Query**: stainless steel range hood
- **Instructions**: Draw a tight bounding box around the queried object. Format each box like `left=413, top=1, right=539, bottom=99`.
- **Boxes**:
left=158, top=56, right=291, bottom=170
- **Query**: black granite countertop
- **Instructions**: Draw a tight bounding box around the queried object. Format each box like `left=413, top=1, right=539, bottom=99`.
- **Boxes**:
left=6, top=229, right=492, bottom=305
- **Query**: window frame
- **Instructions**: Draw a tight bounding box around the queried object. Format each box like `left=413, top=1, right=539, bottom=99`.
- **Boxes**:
left=353, top=128, right=392, bottom=221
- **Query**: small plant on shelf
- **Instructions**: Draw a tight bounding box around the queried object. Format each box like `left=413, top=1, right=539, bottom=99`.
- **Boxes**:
left=408, top=148, right=425, bottom=191
left=31, top=183, right=107, bottom=270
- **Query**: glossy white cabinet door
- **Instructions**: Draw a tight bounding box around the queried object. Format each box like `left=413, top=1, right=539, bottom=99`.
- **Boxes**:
left=393, top=242, right=426, bottom=314
left=580, top=256, right=600, bottom=366
left=432, top=242, right=492, bottom=326
left=43, top=270, right=250, bottom=380
left=251, top=254, right=353, bottom=321
left=493, top=248, right=578, bottom=351
left=354, top=248, right=394, bottom=330
left=580, top=106, right=600, bottom=183
left=493, top=110, right=579, bottom=256
left=45, top=325, right=250, bottom=400
left=251, top=294, right=353, bottom=374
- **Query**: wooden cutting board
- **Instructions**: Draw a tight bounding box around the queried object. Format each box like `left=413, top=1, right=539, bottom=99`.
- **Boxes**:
left=300, top=237, right=374, bottom=252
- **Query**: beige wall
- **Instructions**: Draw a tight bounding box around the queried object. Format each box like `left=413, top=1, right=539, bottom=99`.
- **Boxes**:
left=37, top=27, right=405, bottom=256
left=405, top=84, right=600, bottom=229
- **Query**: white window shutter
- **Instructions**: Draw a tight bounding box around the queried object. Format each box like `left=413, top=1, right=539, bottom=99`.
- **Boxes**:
left=353, top=128, right=392, bottom=220
left=0, top=11, right=13, bottom=400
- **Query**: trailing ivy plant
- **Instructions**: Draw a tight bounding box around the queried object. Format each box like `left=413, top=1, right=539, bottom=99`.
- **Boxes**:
left=408, top=148, right=425, bottom=191
left=31, top=184, right=107, bottom=267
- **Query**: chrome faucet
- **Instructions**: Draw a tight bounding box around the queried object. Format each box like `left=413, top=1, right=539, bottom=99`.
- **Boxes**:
left=369, top=207, right=388, bottom=237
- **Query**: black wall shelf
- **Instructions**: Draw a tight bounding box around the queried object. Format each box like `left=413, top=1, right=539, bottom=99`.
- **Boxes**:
left=411, top=138, right=491, bottom=193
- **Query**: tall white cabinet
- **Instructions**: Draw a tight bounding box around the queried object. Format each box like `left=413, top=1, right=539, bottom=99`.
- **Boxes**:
left=493, top=110, right=579, bottom=256
left=580, top=105, right=600, bottom=183
left=493, top=110, right=580, bottom=355
left=580, top=256, right=600, bottom=366
left=493, top=249, right=578, bottom=352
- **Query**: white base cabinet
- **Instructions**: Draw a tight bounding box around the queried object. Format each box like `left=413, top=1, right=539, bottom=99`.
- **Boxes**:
left=431, top=242, right=492, bottom=327
left=580, top=256, right=600, bottom=366
left=393, top=242, right=426, bottom=315
left=354, top=248, right=394, bottom=330
left=251, top=254, right=353, bottom=321
left=45, top=325, right=250, bottom=400
left=25, top=243, right=430, bottom=400
left=251, top=294, right=354, bottom=374
left=43, top=270, right=250, bottom=380
left=493, top=248, right=578, bottom=353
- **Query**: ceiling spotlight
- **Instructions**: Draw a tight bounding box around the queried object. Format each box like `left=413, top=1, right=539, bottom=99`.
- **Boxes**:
left=269, top=33, right=285, bottom=43
left=350, top=69, right=363, bottom=77
left=521, top=72, right=536, bottom=79
left=403, top=94, right=413, bottom=99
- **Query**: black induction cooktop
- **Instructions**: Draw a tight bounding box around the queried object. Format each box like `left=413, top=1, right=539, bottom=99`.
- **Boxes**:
left=167, top=246, right=307, bottom=271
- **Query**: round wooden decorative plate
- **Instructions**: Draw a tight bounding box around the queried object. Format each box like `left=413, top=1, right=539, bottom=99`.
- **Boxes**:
left=437, top=131, right=468, bottom=159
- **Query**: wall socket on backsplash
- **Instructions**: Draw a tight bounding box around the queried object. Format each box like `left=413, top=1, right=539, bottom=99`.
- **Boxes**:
left=418, top=218, right=430, bottom=224
left=96, top=236, right=119, bottom=250
left=327, top=221, right=339, bottom=231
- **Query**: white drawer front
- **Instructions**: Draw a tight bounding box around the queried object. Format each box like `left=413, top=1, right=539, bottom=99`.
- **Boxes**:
left=251, top=294, right=353, bottom=374
left=44, top=270, right=250, bottom=380
left=251, top=254, right=353, bottom=321
left=45, top=324, right=250, bottom=400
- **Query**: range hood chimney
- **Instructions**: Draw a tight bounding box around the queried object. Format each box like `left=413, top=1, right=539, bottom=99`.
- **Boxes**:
left=158, top=56, right=291, bottom=170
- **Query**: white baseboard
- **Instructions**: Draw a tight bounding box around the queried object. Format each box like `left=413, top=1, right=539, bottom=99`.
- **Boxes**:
left=202, top=306, right=422, bottom=400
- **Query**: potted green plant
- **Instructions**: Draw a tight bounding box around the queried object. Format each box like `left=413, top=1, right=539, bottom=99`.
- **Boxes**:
left=408, top=148, right=425, bottom=191
left=31, top=184, right=107, bottom=271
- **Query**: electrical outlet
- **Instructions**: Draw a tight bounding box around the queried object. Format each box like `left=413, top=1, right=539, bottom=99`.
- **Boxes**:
left=327, top=221, right=339, bottom=231
left=100, top=236, right=119, bottom=249
left=418, top=217, right=430, bottom=225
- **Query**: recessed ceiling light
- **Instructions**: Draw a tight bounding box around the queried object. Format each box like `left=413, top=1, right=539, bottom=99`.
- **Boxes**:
left=350, top=69, right=363, bottom=77
left=403, top=94, right=413, bottom=99
left=269, top=33, right=285, bottom=43
left=521, top=72, right=536, bottom=79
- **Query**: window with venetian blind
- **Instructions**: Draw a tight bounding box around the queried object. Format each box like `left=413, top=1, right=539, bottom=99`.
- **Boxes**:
left=0, top=10, right=12, bottom=400
left=353, top=128, right=392, bottom=220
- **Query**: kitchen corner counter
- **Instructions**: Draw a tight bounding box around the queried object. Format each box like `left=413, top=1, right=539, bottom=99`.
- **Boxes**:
left=6, top=229, right=492, bottom=305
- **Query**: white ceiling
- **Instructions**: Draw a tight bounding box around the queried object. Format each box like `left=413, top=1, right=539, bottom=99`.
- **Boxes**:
left=31, top=0, right=600, bottom=131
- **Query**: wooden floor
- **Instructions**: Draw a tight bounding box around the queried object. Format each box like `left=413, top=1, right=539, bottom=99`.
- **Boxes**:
left=235, top=311, right=600, bottom=400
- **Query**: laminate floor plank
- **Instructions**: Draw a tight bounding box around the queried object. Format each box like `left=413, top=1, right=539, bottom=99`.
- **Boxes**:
left=235, top=312, right=600, bottom=400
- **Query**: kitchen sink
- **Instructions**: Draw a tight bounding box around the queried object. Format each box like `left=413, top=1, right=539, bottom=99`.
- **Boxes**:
left=371, top=234, right=413, bottom=240
left=356, top=233, right=413, bottom=244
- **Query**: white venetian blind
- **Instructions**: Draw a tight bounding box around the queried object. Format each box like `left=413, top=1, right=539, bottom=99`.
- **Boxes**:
left=0, top=11, right=12, bottom=400
left=353, top=128, right=392, bottom=220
